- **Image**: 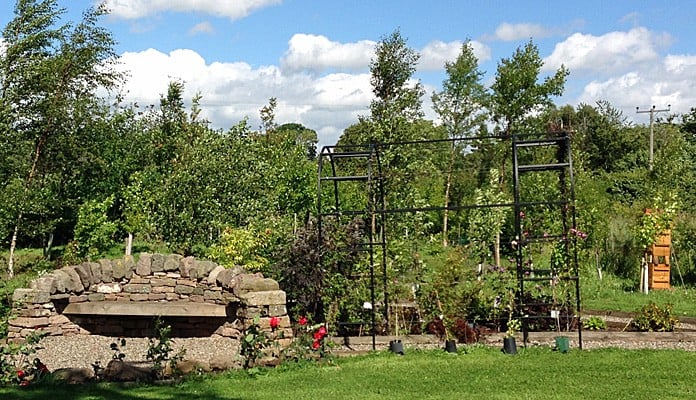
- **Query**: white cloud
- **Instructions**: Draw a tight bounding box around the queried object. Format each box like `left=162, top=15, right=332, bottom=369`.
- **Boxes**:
left=576, top=56, right=696, bottom=119
left=544, top=27, right=671, bottom=73
left=419, top=40, right=491, bottom=70
left=491, top=23, right=551, bottom=41
left=188, top=21, right=214, bottom=36
left=103, top=0, right=281, bottom=20
left=116, top=47, right=373, bottom=147
left=281, top=34, right=375, bottom=72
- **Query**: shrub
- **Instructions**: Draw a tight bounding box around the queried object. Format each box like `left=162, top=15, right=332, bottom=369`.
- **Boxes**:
left=582, top=316, right=607, bottom=330
left=147, top=318, right=186, bottom=378
left=0, top=332, right=48, bottom=386
left=632, top=301, right=679, bottom=332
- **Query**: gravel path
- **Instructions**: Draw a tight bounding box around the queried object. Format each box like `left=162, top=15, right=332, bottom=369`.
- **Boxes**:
left=35, top=335, right=240, bottom=371
left=33, top=323, right=696, bottom=371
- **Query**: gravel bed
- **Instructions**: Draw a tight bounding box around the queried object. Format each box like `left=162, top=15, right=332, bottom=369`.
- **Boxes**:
left=34, top=328, right=696, bottom=371
left=35, top=335, right=240, bottom=371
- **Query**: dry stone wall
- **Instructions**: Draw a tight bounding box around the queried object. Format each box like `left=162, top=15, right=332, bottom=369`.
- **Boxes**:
left=8, top=253, right=291, bottom=342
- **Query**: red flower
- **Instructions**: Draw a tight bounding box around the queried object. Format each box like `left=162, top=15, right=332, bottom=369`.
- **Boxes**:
left=312, top=340, right=321, bottom=350
left=313, top=325, right=327, bottom=340
left=16, top=370, right=25, bottom=379
left=298, top=316, right=308, bottom=326
left=269, top=316, right=280, bottom=330
left=20, top=380, right=30, bottom=387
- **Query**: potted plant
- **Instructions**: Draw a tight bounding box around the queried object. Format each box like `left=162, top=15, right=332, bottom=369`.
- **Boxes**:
left=503, top=318, right=520, bottom=354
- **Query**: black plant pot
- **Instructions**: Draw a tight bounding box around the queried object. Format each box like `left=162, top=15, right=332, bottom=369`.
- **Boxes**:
left=444, top=340, right=457, bottom=353
left=389, top=340, right=404, bottom=355
left=503, top=337, right=517, bottom=355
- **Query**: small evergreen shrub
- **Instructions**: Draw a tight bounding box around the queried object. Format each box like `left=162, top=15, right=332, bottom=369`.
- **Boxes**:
left=632, top=301, right=679, bottom=332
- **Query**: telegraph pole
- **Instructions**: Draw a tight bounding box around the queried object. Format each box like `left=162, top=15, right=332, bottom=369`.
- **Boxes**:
left=636, top=104, right=671, bottom=171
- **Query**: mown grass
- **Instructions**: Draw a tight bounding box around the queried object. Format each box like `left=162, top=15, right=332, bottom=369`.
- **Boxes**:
left=2, top=346, right=696, bottom=399
left=581, top=272, right=696, bottom=317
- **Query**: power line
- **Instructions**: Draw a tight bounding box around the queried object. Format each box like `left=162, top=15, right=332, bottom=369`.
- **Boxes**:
left=636, top=104, right=670, bottom=171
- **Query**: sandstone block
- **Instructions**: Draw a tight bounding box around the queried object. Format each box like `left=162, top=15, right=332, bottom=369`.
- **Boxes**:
left=99, top=259, right=114, bottom=282
left=74, top=263, right=94, bottom=287
left=112, top=258, right=133, bottom=280
left=232, top=275, right=279, bottom=295
left=69, top=295, right=88, bottom=303
left=10, top=317, right=49, bottom=328
left=174, top=285, right=194, bottom=295
left=163, top=254, right=182, bottom=272
left=61, top=267, right=85, bottom=293
left=20, top=308, right=52, bottom=318
left=268, top=304, right=287, bottom=317
left=216, top=267, right=244, bottom=288
left=96, top=283, right=122, bottom=294
left=241, top=290, right=286, bottom=306
left=179, top=256, right=195, bottom=278
left=151, top=278, right=176, bottom=287
left=13, top=288, right=50, bottom=304
left=151, top=253, right=165, bottom=273
left=135, top=252, right=152, bottom=276
left=148, top=293, right=166, bottom=301
left=87, top=262, right=103, bottom=283
left=130, top=293, right=149, bottom=301
left=204, top=290, right=222, bottom=301
left=52, top=270, right=71, bottom=293
left=53, top=368, right=94, bottom=384
left=49, top=314, right=71, bottom=325
left=207, top=265, right=225, bottom=285
left=30, top=276, right=55, bottom=293
left=123, top=283, right=151, bottom=294
left=176, top=279, right=197, bottom=287
left=88, top=293, right=105, bottom=302
left=195, top=260, right=217, bottom=278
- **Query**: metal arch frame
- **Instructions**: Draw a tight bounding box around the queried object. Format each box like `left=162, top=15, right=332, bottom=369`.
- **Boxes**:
left=317, top=132, right=582, bottom=350
left=317, top=143, right=386, bottom=351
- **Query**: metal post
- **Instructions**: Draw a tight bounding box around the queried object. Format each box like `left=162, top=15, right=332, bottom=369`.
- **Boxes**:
left=636, top=105, right=670, bottom=171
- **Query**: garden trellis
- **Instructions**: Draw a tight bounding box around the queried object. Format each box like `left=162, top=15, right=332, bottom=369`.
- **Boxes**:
left=317, top=132, right=582, bottom=350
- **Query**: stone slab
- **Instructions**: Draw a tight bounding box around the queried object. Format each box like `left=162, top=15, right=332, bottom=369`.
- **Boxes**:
left=62, top=301, right=228, bottom=317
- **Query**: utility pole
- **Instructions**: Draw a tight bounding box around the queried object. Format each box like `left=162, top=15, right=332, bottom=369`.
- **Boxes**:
left=636, top=104, right=671, bottom=171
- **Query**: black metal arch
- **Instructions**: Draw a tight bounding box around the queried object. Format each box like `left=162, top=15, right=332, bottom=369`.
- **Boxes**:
left=317, top=132, right=582, bottom=350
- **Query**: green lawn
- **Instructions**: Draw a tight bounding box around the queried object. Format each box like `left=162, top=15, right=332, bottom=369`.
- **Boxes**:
left=3, top=346, right=696, bottom=399
left=581, top=273, right=696, bottom=317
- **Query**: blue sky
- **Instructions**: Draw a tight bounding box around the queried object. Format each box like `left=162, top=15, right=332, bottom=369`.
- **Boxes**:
left=2, top=0, right=695, bottom=147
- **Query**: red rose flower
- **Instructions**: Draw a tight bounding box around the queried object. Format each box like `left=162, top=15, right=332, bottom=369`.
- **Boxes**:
left=298, top=316, right=308, bottom=326
left=317, top=326, right=327, bottom=337
left=20, top=380, right=30, bottom=387
left=312, top=340, right=321, bottom=350
left=16, top=370, right=25, bottom=379
left=269, top=316, right=280, bottom=330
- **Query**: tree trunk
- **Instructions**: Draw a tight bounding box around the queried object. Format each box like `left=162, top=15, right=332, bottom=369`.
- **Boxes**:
left=494, top=232, right=501, bottom=267
left=44, top=232, right=54, bottom=260
left=442, top=143, right=456, bottom=247
left=8, top=130, right=48, bottom=276
left=125, top=233, right=133, bottom=256
left=8, top=215, right=21, bottom=278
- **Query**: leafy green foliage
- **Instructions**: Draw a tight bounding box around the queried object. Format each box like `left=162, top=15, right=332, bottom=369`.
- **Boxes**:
left=240, top=316, right=274, bottom=369
left=582, top=316, right=607, bottom=330
left=490, top=39, right=568, bottom=135
left=71, top=195, right=119, bottom=260
left=146, top=318, right=186, bottom=378
left=632, top=301, right=679, bottom=332
left=0, top=331, right=47, bottom=386
left=208, top=226, right=271, bottom=272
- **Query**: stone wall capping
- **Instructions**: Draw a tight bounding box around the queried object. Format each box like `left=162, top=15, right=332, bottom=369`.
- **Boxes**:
left=8, top=253, right=291, bottom=346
